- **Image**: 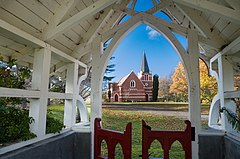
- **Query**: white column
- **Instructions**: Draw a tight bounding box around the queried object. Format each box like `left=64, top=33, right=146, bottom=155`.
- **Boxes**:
left=187, top=29, right=201, bottom=159
left=29, top=48, right=51, bottom=137
left=64, top=63, right=78, bottom=127
left=218, top=56, right=234, bottom=131
left=90, top=40, right=103, bottom=159
left=90, top=43, right=103, bottom=128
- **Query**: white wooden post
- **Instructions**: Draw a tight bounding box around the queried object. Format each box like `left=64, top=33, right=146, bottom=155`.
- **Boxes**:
left=90, top=40, right=103, bottom=159
left=90, top=42, right=103, bottom=127
left=187, top=29, right=201, bottom=159
left=218, top=56, right=234, bottom=131
left=29, top=48, right=51, bottom=137
left=64, top=62, right=79, bottom=127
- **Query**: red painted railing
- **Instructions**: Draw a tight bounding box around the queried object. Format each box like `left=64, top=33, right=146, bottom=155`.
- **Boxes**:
left=142, top=120, right=192, bottom=159
left=94, top=118, right=132, bottom=159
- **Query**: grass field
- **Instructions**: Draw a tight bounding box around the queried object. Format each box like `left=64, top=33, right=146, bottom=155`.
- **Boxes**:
left=102, top=107, right=207, bottom=159
left=49, top=103, right=208, bottom=159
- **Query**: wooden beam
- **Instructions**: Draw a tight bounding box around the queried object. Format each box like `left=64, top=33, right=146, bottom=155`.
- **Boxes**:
left=151, top=0, right=157, bottom=6
left=46, top=0, right=119, bottom=40
left=40, top=0, right=76, bottom=41
left=146, top=0, right=172, bottom=14
left=221, top=36, right=240, bottom=55
left=224, top=0, right=240, bottom=11
left=0, top=18, right=87, bottom=69
left=0, top=19, right=45, bottom=48
left=175, top=4, right=226, bottom=46
left=71, top=7, right=113, bottom=58
left=0, top=87, right=40, bottom=98
left=173, top=0, right=240, bottom=24
left=224, top=90, right=240, bottom=98
left=131, top=0, right=137, bottom=9
left=48, top=92, right=73, bottom=99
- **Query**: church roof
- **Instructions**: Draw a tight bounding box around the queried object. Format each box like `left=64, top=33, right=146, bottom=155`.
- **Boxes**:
left=141, top=52, right=150, bottom=73
left=117, top=71, right=132, bottom=86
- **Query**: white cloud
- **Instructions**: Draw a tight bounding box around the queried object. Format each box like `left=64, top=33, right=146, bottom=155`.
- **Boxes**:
left=146, top=26, right=161, bottom=40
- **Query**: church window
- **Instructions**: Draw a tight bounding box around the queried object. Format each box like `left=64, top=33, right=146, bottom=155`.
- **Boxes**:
left=130, top=80, right=135, bottom=88
left=145, top=74, right=149, bottom=80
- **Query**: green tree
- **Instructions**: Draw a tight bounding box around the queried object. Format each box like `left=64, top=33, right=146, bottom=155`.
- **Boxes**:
left=152, top=74, right=159, bottom=102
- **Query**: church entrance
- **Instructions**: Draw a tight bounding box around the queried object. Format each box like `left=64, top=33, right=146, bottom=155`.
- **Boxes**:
left=114, top=94, right=119, bottom=102
left=145, top=94, right=148, bottom=102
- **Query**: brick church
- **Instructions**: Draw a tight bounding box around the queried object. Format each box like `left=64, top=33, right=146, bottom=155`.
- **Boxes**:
left=108, top=52, right=153, bottom=102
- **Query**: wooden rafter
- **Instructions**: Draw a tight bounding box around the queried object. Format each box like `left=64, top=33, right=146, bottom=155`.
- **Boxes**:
left=174, top=4, right=226, bottom=48
left=43, top=0, right=119, bottom=41
left=173, top=0, right=240, bottom=24
left=40, top=0, right=76, bottom=41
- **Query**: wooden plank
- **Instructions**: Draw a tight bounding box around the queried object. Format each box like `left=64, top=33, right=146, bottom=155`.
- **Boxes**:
left=82, top=0, right=93, bottom=7
left=174, top=0, right=240, bottom=25
left=63, top=30, right=81, bottom=44
left=48, top=92, right=73, bottom=99
left=48, top=40, right=73, bottom=55
left=0, top=45, right=15, bottom=56
left=0, top=7, right=41, bottom=37
left=0, top=0, right=47, bottom=30
left=54, top=34, right=76, bottom=51
left=79, top=19, right=91, bottom=32
left=0, top=35, right=26, bottom=51
left=48, top=0, right=119, bottom=40
left=224, top=90, right=240, bottom=98
left=39, top=0, right=61, bottom=13
left=75, top=0, right=87, bottom=11
left=0, top=87, right=40, bottom=98
left=17, top=0, right=53, bottom=22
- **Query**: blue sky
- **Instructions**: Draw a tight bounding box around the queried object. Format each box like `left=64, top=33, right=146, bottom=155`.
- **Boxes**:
left=105, top=0, right=187, bottom=82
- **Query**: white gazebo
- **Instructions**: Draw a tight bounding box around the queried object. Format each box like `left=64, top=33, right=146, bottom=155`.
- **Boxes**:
left=0, top=0, right=240, bottom=158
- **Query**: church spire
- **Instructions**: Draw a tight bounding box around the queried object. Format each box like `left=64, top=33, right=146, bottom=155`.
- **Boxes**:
left=141, top=51, right=150, bottom=73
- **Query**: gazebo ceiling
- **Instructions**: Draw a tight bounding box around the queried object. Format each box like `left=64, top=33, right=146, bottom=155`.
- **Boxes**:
left=0, top=0, right=240, bottom=73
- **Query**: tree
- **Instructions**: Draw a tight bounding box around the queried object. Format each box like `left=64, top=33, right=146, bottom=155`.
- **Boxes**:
left=152, top=74, right=159, bottom=102
left=169, top=62, right=188, bottom=102
left=79, top=56, right=116, bottom=101
left=102, top=56, right=116, bottom=90
left=199, top=61, right=217, bottom=103
left=158, top=77, right=173, bottom=101
left=169, top=60, right=218, bottom=103
left=0, top=59, right=31, bottom=106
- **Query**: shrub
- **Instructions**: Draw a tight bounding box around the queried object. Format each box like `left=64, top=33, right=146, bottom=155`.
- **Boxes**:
left=46, top=111, right=65, bottom=134
left=0, top=106, right=36, bottom=144
left=0, top=106, right=65, bottom=145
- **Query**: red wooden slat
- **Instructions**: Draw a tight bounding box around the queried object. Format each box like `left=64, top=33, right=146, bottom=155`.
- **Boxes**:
left=142, top=120, right=192, bottom=159
left=94, top=118, right=132, bottom=159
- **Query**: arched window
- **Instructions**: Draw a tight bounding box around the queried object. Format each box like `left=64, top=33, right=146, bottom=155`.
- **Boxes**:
left=130, top=80, right=135, bottom=88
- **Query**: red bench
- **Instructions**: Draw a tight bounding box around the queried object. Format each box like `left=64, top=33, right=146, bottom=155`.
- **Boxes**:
left=94, top=118, right=132, bottom=159
left=142, top=120, right=192, bottom=159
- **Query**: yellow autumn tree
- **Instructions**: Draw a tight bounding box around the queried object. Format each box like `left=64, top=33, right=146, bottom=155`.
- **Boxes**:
left=170, top=60, right=217, bottom=103
left=199, top=61, right=217, bottom=103
left=169, top=62, right=188, bottom=102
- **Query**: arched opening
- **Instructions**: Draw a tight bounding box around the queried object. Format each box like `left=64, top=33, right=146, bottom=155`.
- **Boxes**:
left=92, top=10, right=200, bottom=159
left=100, top=140, right=108, bottom=157
left=145, top=94, right=149, bottom=102
left=148, top=139, right=164, bottom=158
left=114, top=143, right=124, bottom=159
left=114, top=94, right=119, bottom=102
left=169, top=140, right=185, bottom=159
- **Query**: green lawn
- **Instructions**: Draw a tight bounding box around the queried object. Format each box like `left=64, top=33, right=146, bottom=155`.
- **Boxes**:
left=102, top=107, right=202, bottom=159
left=49, top=104, right=208, bottom=159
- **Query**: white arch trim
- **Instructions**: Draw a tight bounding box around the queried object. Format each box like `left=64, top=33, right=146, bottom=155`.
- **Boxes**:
left=91, top=13, right=201, bottom=159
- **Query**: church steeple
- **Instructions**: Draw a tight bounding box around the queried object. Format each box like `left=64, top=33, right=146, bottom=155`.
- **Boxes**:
left=141, top=51, right=150, bottom=73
